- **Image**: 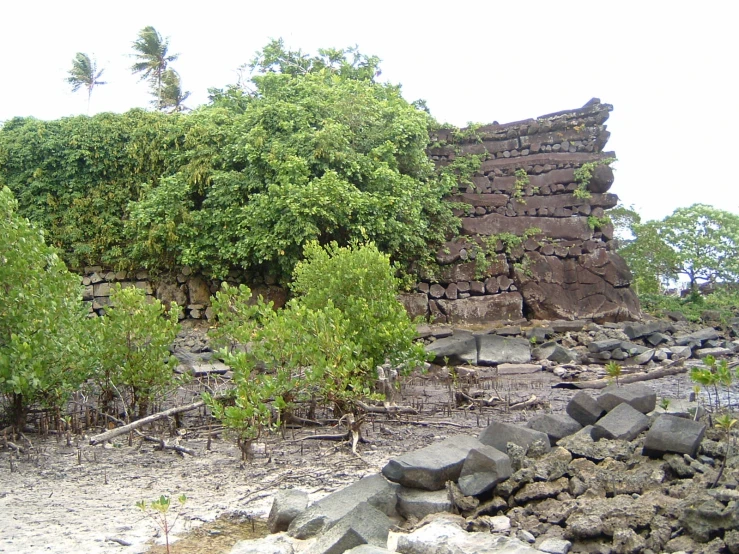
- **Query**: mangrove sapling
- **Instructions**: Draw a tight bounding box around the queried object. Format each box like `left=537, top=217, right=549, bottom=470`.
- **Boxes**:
left=712, top=414, right=737, bottom=488
left=605, top=361, right=622, bottom=386
left=136, top=494, right=187, bottom=554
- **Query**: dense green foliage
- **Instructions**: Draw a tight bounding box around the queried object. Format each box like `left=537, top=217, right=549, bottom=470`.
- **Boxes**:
left=639, top=289, right=739, bottom=323
left=0, top=42, right=459, bottom=283
left=86, top=285, right=181, bottom=420
left=0, top=186, right=87, bottom=426
left=206, top=243, right=427, bottom=450
left=616, top=204, right=739, bottom=294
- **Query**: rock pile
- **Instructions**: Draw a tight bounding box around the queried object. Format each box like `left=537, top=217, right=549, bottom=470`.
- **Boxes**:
left=231, top=383, right=739, bottom=554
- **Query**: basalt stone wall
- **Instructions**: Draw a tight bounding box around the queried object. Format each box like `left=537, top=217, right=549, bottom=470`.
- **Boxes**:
left=399, top=99, right=640, bottom=324
left=80, top=266, right=287, bottom=319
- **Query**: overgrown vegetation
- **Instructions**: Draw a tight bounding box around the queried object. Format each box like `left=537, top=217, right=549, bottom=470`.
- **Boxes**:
left=1, top=40, right=459, bottom=283
left=204, top=242, right=428, bottom=457
left=573, top=157, right=616, bottom=199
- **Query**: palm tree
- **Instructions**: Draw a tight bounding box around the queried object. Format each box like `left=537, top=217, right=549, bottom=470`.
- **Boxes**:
left=158, top=69, right=190, bottom=113
left=66, top=53, right=106, bottom=114
left=131, top=26, right=179, bottom=109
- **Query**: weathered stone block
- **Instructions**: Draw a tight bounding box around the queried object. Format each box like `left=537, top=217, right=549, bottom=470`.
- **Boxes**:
left=598, top=384, right=656, bottom=414
left=642, top=415, right=706, bottom=457
left=592, top=403, right=650, bottom=441
left=268, top=489, right=309, bottom=533
left=425, top=332, right=477, bottom=365
left=288, top=474, right=398, bottom=539
left=476, top=335, right=531, bottom=365
left=396, top=488, right=452, bottom=520
left=93, top=282, right=111, bottom=297
left=527, top=414, right=582, bottom=446
left=567, top=391, right=606, bottom=427
left=478, top=421, right=551, bottom=455
left=436, top=293, right=523, bottom=324
left=587, top=339, right=622, bottom=353
left=458, top=445, right=512, bottom=496
left=382, top=435, right=482, bottom=491
left=303, top=502, right=390, bottom=554
left=398, top=293, right=428, bottom=320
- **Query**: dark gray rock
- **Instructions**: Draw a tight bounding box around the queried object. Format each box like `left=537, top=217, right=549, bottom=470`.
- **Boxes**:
left=587, top=339, right=622, bottom=353
left=642, top=414, right=707, bottom=457
left=567, top=391, right=606, bottom=427
left=425, top=332, right=477, bottom=365
left=532, top=342, right=577, bottom=364
left=288, top=474, right=398, bottom=539
left=458, top=445, right=513, bottom=496
left=396, top=488, right=452, bottom=520
left=630, top=349, right=655, bottom=365
left=622, top=321, right=673, bottom=340
left=551, top=320, right=587, bottom=333
left=526, top=327, right=553, bottom=342
left=696, top=347, right=733, bottom=358
left=679, top=493, right=739, bottom=543
left=382, top=435, right=482, bottom=491
left=675, top=328, right=720, bottom=346
left=646, top=332, right=670, bottom=346
left=598, top=383, right=656, bottom=414
left=268, top=489, right=309, bottom=533
left=619, top=341, right=649, bottom=356
left=478, top=421, right=551, bottom=455
left=592, top=403, right=650, bottom=441
left=304, top=502, right=390, bottom=554
left=538, top=538, right=572, bottom=554
left=476, top=335, right=531, bottom=365
left=527, top=414, right=582, bottom=446
left=557, top=426, right=635, bottom=461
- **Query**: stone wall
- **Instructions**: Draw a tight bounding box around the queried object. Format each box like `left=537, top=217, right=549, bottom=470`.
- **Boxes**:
left=80, top=266, right=287, bottom=319
left=400, top=98, right=640, bottom=324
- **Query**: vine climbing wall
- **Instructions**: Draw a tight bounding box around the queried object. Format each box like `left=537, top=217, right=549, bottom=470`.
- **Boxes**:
left=400, top=98, right=640, bottom=324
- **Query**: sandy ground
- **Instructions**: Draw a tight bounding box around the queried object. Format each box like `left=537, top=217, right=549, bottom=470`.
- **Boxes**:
left=0, top=367, right=699, bottom=554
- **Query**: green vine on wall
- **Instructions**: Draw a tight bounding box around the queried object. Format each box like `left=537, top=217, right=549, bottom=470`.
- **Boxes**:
left=573, top=157, right=617, bottom=199
left=513, top=169, right=529, bottom=203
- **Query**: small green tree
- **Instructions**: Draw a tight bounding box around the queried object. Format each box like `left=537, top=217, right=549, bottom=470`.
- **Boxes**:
left=88, top=285, right=181, bottom=420
left=131, top=26, right=179, bottom=109
left=0, top=186, right=87, bottom=428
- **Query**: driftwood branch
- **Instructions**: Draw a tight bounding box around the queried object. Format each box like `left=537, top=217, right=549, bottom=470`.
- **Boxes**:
left=356, top=400, right=418, bottom=415
left=141, top=435, right=196, bottom=456
left=89, top=400, right=205, bottom=445
left=552, top=364, right=687, bottom=390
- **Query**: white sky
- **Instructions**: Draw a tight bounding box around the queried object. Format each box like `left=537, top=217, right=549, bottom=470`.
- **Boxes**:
left=1, top=1, right=736, bottom=223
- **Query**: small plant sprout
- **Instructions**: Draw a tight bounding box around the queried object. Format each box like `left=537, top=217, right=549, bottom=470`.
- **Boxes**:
left=529, top=336, right=538, bottom=346
left=659, top=398, right=671, bottom=411
left=136, top=494, right=187, bottom=554
left=605, top=361, right=622, bottom=386
left=712, top=414, right=737, bottom=488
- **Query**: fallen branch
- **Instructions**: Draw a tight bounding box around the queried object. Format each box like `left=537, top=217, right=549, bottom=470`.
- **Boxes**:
left=552, top=363, right=687, bottom=390
left=356, top=400, right=418, bottom=415
left=89, top=400, right=205, bottom=445
left=509, top=395, right=544, bottom=410
left=140, top=435, right=196, bottom=456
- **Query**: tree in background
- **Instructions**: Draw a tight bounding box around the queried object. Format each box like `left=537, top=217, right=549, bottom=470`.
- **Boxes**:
left=618, top=204, right=739, bottom=293
left=158, top=69, right=190, bottom=113
left=0, top=186, right=87, bottom=429
left=131, top=26, right=179, bottom=110
left=66, top=52, right=106, bottom=113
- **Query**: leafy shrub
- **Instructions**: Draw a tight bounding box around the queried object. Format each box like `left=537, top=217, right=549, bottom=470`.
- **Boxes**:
left=86, top=284, right=182, bottom=420
left=639, top=289, right=739, bottom=323
left=205, top=243, right=428, bottom=453
left=0, top=186, right=87, bottom=428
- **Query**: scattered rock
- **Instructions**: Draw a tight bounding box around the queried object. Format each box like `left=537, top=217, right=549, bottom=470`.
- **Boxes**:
left=592, top=403, right=650, bottom=442
left=268, top=489, right=309, bottom=533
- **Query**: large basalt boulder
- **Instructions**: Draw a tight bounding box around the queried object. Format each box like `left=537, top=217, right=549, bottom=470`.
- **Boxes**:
left=458, top=445, right=513, bottom=496
left=303, top=503, right=391, bottom=554
left=288, top=474, right=398, bottom=539
left=642, top=415, right=707, bottom=457
left=592, top=403, right=650, bottom=442
left=436, top=293, right=523, bottom=324
left=516, top=251, right=640, bottom=323
left=425, top=332, right=477, bottom=365
left=478, top=421, right=551, bottom=455
left=398, top=293, right=429, bottom=320
left=382, top=435, right=483, bottom=491
left=598, top=384, right=656, bottom=414
left=477, top=335, right=531, bottom=365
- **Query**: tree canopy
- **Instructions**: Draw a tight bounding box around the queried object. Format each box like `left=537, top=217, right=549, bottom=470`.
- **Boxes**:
left=66, top=52, right=106, bottom=112
left=617, top=204, right=739, bottom=291
left=0, top=42, right=460, bottom=282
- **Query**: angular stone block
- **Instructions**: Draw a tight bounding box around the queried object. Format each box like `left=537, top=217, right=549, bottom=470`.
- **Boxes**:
left=527, top=414, right=582, bottom=446
left=477, top=335, right=531, bottom=365
left=268, top=489, right=309, bottom=533
left=425, top=332, right=477, bottom=366
left=497, top=363, right=542, bottom=375
left=478, top=421, right=551, bottom=455
left=303, top=502, right=390, bottom=554
left=397, top=488, right=453, bottom=520
left=675, top=328, right=720, bottom=346
left=533, top=342, right=577, bottom=364
left=345, top=546, right=393, bottom=554
left=382, top=435, right=482, bottom=491
left=436, top=293, right=523, bottom=324
left=587, top=339, right=622, bottom=353
left=458, top=445, right=512, bottom=496
left=567, top=391, right=606, bottom=427
left=288, top=474, right=398, bottom=539
left=592, top=403, right=650, bottom=441
left=598, top=383, right=656, bottom=414
left=642, top=414, right=707, bottom=457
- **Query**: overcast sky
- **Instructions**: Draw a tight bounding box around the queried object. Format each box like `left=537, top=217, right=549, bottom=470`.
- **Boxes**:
left=1, top=1, right=736, bottom=222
